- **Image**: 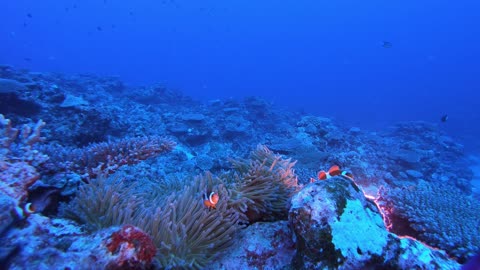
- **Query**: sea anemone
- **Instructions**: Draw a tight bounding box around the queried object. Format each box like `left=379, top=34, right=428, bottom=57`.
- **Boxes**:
left=227, top=145, right=299, bottom=223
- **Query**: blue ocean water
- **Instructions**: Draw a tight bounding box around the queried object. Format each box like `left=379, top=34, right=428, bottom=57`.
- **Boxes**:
left=1, top=0, right=479, bottom=151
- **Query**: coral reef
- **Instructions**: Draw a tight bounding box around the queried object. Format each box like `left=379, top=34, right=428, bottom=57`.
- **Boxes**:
left=2, top=215, right=154, bottom=270
left=61, top=144, right=301, bottom=268
left=63, top=171, right=240, bottom=269
left=289, top=176, right=460, bottom=269
left=1, top=66, right=477, bottom=269
left=377, top=180, right=480, bottom=263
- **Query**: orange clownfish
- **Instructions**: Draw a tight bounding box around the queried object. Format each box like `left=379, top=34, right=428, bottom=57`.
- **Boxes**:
left=203, top=191, right=219, bottom=210
left=317, top=165, right=354, bottom=180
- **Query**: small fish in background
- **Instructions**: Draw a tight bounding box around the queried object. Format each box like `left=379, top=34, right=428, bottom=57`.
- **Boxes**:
left=96, top=26, right=102, bottom=31
left=15, top=186, right=62, bottom=219
left=426, top=55, right=436, bottom=62
left=382, top=41, right=393, bottom=48
left=27, top=13, right=32, bottom=18
left=23, top=57, right=32, bottom=62
left=441, top=114, right=448, bottom=123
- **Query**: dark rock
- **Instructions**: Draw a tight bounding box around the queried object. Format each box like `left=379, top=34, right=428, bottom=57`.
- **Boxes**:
left=0, top=78, right=26, bottom=93
left=0, top=93, right=42, bottom=116
left=184, top=129, right=211, bottom=146
left=180, top=113, right=205, bottom=122
left=168, top=123, right=190, bottom=135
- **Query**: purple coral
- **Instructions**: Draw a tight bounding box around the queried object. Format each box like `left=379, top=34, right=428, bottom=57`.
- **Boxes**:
left=377, top=180, right=480, bottom=263
left=0, top=114, right=47, bottom=223
left=46, top=135, right=176, bottom=179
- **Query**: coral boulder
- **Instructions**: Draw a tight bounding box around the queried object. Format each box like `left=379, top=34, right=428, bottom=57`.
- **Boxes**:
left=288, top=176, right=460, bottom=269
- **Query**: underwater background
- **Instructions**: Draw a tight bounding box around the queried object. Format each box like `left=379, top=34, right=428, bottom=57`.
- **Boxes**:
left=2, top=0, right=480, bottom=152
left=1, top=1, right=480, bottom=269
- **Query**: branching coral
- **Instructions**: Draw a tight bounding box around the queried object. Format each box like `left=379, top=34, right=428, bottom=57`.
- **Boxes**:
left=44, top=136, right=176, bottom=179
left=0, top=114, right=47, bottom=165
left=378, top=180, right=480, bottom=263
left=0, top=114, right=47, bottom=224
left=227, top=145, right=299, bottom=223
left=77, top=136, right=176, bottom=176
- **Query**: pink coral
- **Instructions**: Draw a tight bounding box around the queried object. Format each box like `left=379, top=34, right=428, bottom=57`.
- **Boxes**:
left=0, top=114, right=47, bottom=219
left=105, top=225, right=157, bottom=269
left=63, top=136, right=176, bottom=179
